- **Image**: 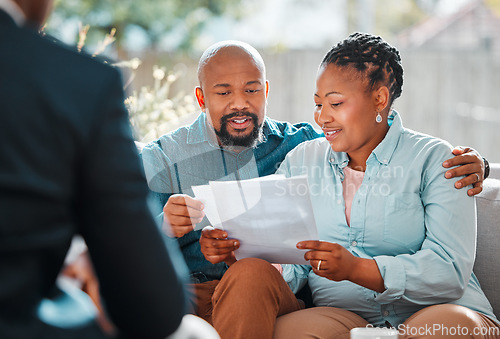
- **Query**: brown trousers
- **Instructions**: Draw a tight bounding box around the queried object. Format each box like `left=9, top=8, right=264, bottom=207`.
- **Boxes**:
left=192, top=258, right=303, bottom=339
left=274, top=304, right=500, bottom=338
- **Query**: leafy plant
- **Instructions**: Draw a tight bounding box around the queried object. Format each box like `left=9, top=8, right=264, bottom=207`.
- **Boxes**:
left=125, top=66, right=196, bottom=143
left=76, top=25, right=197, bottom=142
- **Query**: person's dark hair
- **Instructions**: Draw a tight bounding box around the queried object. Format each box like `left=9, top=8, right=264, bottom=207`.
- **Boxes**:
left=321, top=32, right=404, bottom=105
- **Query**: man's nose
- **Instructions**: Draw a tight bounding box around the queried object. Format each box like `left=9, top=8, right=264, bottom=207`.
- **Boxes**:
left=229, top=92, right=249, bottom=111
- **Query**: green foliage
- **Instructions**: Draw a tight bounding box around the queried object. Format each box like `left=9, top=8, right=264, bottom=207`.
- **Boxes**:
left=125, top=65, right=197, bottom=143
left=50, top=0, right=242, bottom=52
left=71, top=24, right=197, bottom=142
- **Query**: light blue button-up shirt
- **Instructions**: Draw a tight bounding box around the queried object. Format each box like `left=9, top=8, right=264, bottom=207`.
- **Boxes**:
left=279, top=111, right=497, bottom=326
left=141, top=112, right=322, bottom=281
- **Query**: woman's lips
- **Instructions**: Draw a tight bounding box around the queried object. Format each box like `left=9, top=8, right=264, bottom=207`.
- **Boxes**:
left=323, top=128, right=342, bottom=141
left=228, top=117, right=253, bottom=130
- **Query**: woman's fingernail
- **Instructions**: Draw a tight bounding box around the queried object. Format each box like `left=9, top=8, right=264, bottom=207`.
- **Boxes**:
left=445, top=172, right=452, bottom=178
left=456, top=182, right=463, bottom=188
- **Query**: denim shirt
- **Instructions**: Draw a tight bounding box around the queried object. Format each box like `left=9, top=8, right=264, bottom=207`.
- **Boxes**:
left=279, top=111, right=497, bottom=326
left=141, top=112, right=322, bottom=281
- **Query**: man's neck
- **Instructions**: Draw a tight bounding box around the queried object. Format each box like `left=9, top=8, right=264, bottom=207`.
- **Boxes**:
left=0, top=0, right=26, bottom=26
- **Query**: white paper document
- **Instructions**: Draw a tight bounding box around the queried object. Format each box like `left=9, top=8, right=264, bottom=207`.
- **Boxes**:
left=192, top=175, right=318, bottom=264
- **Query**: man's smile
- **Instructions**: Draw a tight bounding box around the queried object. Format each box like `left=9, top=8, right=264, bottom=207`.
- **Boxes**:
left=227, top=116, right=253, bottom=131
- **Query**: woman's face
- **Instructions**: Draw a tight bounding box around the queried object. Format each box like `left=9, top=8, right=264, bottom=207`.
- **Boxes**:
left=314, top=63, right=387, bottom=163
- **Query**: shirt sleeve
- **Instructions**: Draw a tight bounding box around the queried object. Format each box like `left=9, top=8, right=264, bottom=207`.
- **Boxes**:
left=140, top=143, right=177, bottom=230
left=373, top=144, right=476, bottom=305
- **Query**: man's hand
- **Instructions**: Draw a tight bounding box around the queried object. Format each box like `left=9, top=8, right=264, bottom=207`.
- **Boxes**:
left=200, top=226, right=239, bottom=266
left=62, top=252, right=116, bottom=334
left=163, top=194, right=205, bottom=238
left=62, top=252, right=100, bottom=307
left=443, top=146, right=485, bottom=196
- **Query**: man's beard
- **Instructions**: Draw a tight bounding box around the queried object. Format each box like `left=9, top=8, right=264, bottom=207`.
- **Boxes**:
left=214, top=112, right=264, bottom=148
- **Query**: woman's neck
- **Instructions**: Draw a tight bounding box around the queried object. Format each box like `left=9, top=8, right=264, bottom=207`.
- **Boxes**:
left=347, top=123, right=390, bottom=172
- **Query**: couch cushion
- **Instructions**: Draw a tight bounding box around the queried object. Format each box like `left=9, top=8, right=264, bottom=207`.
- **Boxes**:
left=489, top=163, right=500, bottom=180
left=474, top=178, right=500, bottom=318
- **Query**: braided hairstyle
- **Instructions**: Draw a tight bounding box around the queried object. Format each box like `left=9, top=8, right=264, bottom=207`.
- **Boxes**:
left=321, top=32, right=404, bottom=106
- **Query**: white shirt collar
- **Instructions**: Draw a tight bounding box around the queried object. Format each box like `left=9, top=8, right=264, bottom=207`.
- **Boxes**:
left=0, top=0, right=26, bottom=26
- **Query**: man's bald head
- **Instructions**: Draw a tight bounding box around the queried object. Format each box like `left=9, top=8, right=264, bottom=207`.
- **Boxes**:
left=197, top=40, right=266, bottom=87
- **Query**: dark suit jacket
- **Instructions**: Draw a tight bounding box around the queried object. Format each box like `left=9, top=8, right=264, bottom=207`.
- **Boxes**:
left=0, top=10, right=187, bottom=339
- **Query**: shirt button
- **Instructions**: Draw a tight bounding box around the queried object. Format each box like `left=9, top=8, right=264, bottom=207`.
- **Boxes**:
left=383, top=310, right=390, bottom=317
left=351, top=241, right=357, bottom=247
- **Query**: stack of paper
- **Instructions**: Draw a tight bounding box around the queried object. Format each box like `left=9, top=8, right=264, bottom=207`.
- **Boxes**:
left=192, top=175, right=318, bottom=264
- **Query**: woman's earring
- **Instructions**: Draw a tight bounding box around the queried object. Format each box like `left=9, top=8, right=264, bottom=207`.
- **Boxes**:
left=376, top=111, right=382, bottom=123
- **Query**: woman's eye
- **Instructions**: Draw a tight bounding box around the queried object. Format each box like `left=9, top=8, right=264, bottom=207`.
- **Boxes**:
left=246, top=89, right=260, bottom=93
left=315, top=104, right=322, bottom=109
left=331, top=103, right=342, bottom=107
left=217, top=92, right=230, bottom=95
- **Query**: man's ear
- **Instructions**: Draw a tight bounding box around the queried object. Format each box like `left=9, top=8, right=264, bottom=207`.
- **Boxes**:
left=265, top=81, right=269, bottom=99
left=374, top=86, right=390, bottom=112
left=195, top=87, right=205, bottom=111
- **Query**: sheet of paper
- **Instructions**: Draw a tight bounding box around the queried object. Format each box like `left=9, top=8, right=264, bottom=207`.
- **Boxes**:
left=192, top=184, right=223, bottom=230
left=193, top=175, right=318, bottom=264
left=191, top=174, right=285, bottom=231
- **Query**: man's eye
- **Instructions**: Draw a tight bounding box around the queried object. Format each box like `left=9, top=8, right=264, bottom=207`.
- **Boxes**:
left=246, top=89, right=260, bottom=93
left=217, top=92, right=230, bottom=95
left=315, top=104, right=322, bottom=109
left=331, top=103, right=342, bottom=107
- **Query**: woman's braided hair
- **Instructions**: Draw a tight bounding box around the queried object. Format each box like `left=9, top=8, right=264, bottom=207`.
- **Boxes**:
left=321, top=32, right=404, bottom=105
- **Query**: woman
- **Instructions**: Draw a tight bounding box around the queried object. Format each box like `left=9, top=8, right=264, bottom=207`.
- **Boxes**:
left=273, top=33, right=499, bottom=338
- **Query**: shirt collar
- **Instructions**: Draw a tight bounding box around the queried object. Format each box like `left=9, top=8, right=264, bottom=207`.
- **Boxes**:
left=0, top=0, right=26, bottom=26
left=327, top=110, right=403, bottom=167
left=186, top=112, right=284, bottom=147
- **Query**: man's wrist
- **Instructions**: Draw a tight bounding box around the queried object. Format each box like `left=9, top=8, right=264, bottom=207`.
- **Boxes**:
left=483, top=157, right=490, bottom=179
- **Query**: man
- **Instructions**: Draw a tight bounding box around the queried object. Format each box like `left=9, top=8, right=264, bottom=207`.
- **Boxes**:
left=141, top=41, right=488, bottom=338
left=0, top=1, right=188, bottom=338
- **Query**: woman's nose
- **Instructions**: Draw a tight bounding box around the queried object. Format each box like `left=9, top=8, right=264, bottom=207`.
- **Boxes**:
left=316, top=107, right=333, bottom=125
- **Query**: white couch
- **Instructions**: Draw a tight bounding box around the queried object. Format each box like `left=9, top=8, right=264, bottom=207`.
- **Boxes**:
left=474, top=163, right=500, bottom=318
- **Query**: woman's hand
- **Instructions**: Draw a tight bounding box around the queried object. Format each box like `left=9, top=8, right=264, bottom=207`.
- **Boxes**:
left=297, top=240, right=385, bottom=293
left=298, top=241, right=356, bottom=281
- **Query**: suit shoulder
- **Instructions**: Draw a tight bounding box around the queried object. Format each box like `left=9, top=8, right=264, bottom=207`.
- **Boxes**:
left=19, top=29, right=120, bottom=85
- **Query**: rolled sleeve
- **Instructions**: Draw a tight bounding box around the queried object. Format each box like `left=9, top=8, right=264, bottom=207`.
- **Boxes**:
left=373, top=255, right=406, bottom=304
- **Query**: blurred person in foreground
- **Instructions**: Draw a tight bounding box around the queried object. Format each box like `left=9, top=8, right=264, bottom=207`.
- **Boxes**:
left=140, top=40, right=490, bottom=338
left=0, top=0, right=189, bottom=338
